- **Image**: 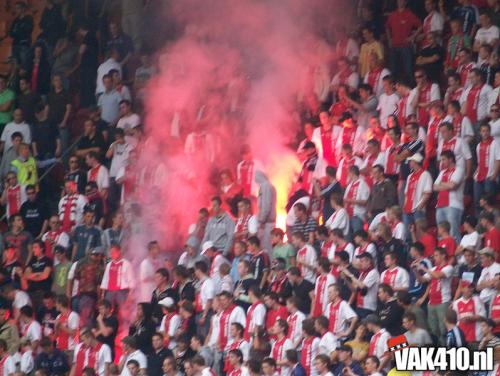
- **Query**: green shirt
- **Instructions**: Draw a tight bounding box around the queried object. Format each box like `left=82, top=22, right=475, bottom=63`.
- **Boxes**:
left=272, top=242, right=296, bottom=269
left=52, top=261, right=71, bottom=295
left=0, top=89, right=15, bottom=125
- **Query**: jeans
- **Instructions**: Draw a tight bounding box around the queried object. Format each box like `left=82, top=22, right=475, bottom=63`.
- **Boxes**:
left=389, top=46, right=414, bottom=81
left=104, top=289, right=129, bottom=312
left=427, top=302, right=449, bottom=345
left=436, top=207, right=463, bottom=243
left=473, top=179, right=497, bottom=214
left=196, top=310, right=213, bottom=338
left=258, top=222, right=275, bottom=256
left=402, top=210, right=426, bottom=240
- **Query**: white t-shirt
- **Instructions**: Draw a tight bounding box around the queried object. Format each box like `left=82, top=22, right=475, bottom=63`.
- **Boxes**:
left=443, top=115, right=474, bottom=140
left=0, top=355, right=16, bottom=376
left=13, top=290, right=31, bottom=310
left=474, top=25, right=500, bottom=45
left=364, top=68, right=391, bottom=98
left=198, top=277, right=215, bottom=310
left=343, top=178, right=370, bottom=219
left=55, top=311, right=80, bottom=350
left=41, top=231, right=70, bottom=249
left=87, top=164, right=110, bottom=192
left=100, top=258, right=135, bottom=290
left=323, top=300, right=357, bottom=335
left=477, top=262, right=500, bottom=304
left=246, top=302, right=266, bottom=334
left=437, top=137, right=472, bottom=172
left=20, top=350, right=34, bottom=374
left=361, top=153, right=386, bottom=171
left=314, top=273, right=336, bottom=315
left=68, top=262, right=79, bottom=297
left=459, top=231, right=480, bottom=253
left=318, top=331, right=338, bottom=356
left=208, top=312, right=221, bottom=347
left=380, top=266, right=410, bottom=290
left=475, top=139, right=500, bottom=180
left=296, top=244, right=318, bottom=283
left=452, top=295, right=486, bottom=342
left=95, top=58, right=121, bottom=94
left=404, top=170, right=433, bottom=212
left=392, top=222, right=405, bottom=240
left=325, top=208, right=349, bottom=236
left=434, top=166, right=465, bottom=210
left=460, top=84, right=493, bottom=122
left=120, top=349, right=147, bottom=376
left=271, top=338, right=293, bottom=376
left=377, top=92, right=399, bottom=129
left=160, top=313, right=181, bottom=349
left=1, top=122, right=31, bottom=152
left=353, top=243, right=377, bottom=260
left=424, top=264, right=454, bottom=304
left=369, top=328, right=390, bottom=359
left=73, top=342, right=113, bottom=376
left=117, top=113, right=141, bottom=145
left=21, top=320, right=42, bottom=343
left=287, top=311, right=305, bottom=348
left=109, top=142, right=132, bottom=178
left=328, top=242, right=355, bottom=264
left=357, top=268, right=380, bottom=311
left=139, top=256, right=161, bottom=302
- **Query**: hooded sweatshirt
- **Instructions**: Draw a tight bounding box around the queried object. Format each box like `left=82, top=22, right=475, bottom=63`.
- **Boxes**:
left=202, top=212, right=235, bottom=256
left=255, top=170, right=277, bottom=224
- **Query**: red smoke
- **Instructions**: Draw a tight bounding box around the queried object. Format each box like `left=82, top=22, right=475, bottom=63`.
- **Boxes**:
left=128, top=0, right=353, bottom=256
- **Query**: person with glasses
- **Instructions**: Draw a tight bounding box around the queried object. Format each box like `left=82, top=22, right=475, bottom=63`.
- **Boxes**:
left=19, top=184, right=49, bottom=239
left=64, top=156, right=87, bottom=194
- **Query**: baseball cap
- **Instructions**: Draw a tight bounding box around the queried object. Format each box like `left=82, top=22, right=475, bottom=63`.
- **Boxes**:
left=478, top=247, right=494, bottom=257
left=201, top=241, right=214, bottom=255
left=406, top=153, right=423, bottom=163
left=54, top=246, right=66, bottom=254
left=158, top=297, right=175, bottom=308
left=91, top=246, right=104, bottom=255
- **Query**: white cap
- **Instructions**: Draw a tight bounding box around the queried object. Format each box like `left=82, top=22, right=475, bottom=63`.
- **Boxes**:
left=158, top=297, right=175, bottom=308
left=201, top=241, right=214, bottom=255
left=406, top=153, right=423, bottom=163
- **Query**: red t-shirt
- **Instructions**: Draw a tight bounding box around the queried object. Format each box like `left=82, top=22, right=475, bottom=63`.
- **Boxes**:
left=385, top=9, right=422, bottom=48
left=266, top=305, right=288, bottom=336
left=484, top=227, right=500, bottom=259
left=438, top=236, right=456, bottom=258
left=420, top=233, right=437, bottom=258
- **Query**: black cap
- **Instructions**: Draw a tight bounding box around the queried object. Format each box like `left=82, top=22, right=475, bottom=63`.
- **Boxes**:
left=54, top=245, right=66, bottom=254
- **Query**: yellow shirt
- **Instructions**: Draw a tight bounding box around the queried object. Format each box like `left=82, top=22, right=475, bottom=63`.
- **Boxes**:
left=359, top=41, right=384, bottom=77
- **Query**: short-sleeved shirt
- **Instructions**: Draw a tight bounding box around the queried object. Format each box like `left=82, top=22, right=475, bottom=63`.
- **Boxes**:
left=48, top=90, right=71, bottom=125
left=32, top=120, right=59, bottom=160
left=0, top=89, right=15, bottom=124
left=272, top=243, right=296, bottom=269
left=292, top=217, right=317, bottom=241
left=96, top=314, right=119, bottom=354
left=77, top=133, right=106, bottom=154
left=27, top=256, right=52, bottom=292
left=72, top=225, right=102, bottom=261
left=20, top=199, right=49, bottom=238
left=98, top=90, right=122, bottom=124
left=385, top=9, right=421, bottom=48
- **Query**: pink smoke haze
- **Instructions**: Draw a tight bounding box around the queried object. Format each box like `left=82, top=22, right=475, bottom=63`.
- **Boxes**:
left=128, top=0, right=353, bottom=257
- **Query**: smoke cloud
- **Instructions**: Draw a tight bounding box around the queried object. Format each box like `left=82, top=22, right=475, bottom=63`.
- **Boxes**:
left=126, top=0, right=355, bottom=260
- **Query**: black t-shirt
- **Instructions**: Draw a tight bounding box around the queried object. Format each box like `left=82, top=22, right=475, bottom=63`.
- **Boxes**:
left=85, top=196, right=104, bottom=224
left=33, top=119, right=59, bottom=159
left=81, top=32, right=98, bottom=72
left=291, top=279, right=314, bottom=314
left=151, top=287, right=179, bottom=323
left=0, top=260, right=22, bottom=288
left=20, top=199, right=49, bottom=238
left=147, top=347, right=173, bottom=376
left=378, top=299, right=405, bottom=336
left=16, top=92, right=40, bottom=124
left=178, top=281, right=196, bottom=303
left=96, top=314, right=119, bottom=356
left=77, top=133, right=106, bottom=155
left=27, top=256, right=52, bottom=292
left=48, top=90, right=71, bottom=125
left=417, top=45, right=444, bottom=82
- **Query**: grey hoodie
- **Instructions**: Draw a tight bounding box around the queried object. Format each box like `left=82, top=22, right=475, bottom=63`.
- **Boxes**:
left=202, top=212, right=235, bottom=256
left=255, top=170, right=277, bottom=224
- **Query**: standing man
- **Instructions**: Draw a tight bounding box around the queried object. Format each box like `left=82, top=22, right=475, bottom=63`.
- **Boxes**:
left=202, top=196, right=235, bottom=257
left=254, top=171, right=276, bottom=253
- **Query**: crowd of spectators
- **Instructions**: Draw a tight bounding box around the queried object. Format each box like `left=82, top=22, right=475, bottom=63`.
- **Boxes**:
left=0, top=0, right=498, bottom=376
